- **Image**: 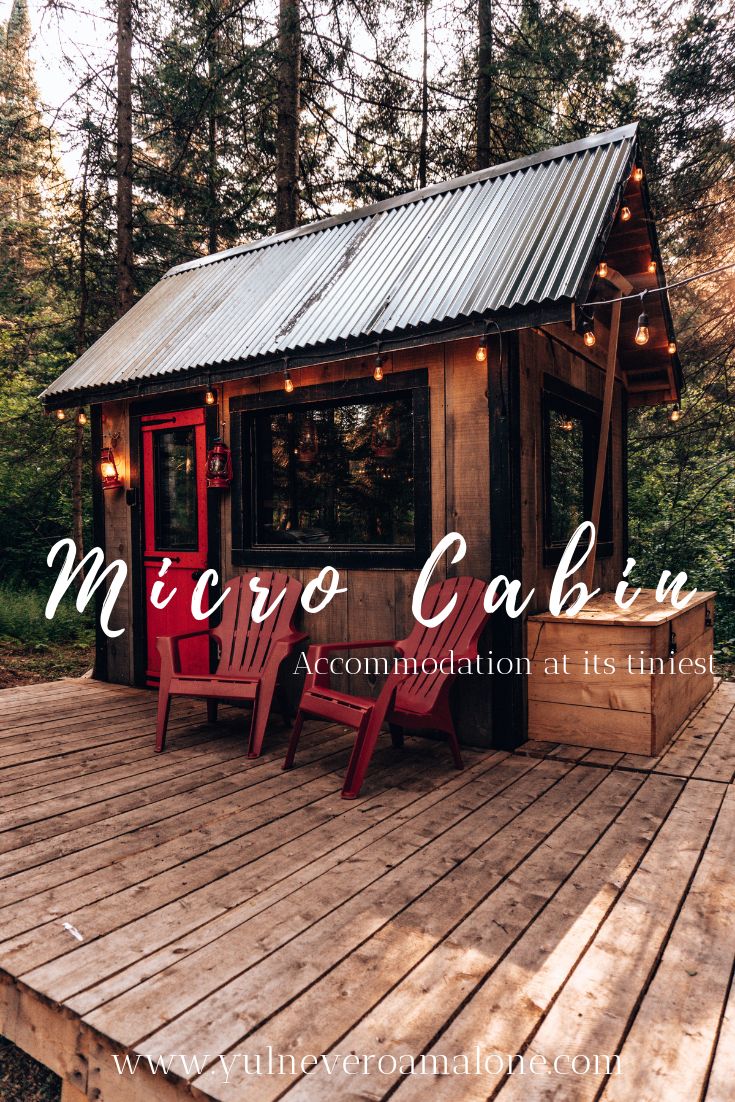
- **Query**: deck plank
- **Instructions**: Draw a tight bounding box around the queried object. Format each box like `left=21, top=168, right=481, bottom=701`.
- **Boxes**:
left=204, top=770, right=645, bottom=1102
left=0, top=677, right=733, bottom=1102
left=383, top=772, right=684, bottom=1102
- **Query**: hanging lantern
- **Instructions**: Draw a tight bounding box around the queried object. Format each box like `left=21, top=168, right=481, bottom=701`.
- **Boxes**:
left=206, top=437, right=233, bottom=488
left=371, top=407, right=401, bottom=461
left=100, top=446, right=122, bottom=490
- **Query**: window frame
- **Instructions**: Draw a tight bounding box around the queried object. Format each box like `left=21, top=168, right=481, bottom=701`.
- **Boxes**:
left=541, top=375, right=614, bottom=565
left=230, top=369, right=431, bottom=568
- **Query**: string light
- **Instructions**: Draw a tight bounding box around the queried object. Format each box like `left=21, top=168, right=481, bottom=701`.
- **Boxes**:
left=668, top=340, right=677, bottom=355
left=669, top=402, right=682, bottom=422
left=584, top=259, right=735, bottom=310
left=55, top=409, right=65, bottom=421
left=598, top=261, right=608, bottom=279
left=373, top=354, right=386, bottom=381
left=475, top=335, right=488, bottom=363
left=632, top=166, right=644, bottom=183
left=205, top=384, right=217, bottom=405
left=647, top=260, right=656, bottom=274
left=620, top=205, right=632, bottom=222
left=581, top=317, right=596, bottom=348
left=76, top=409, right=87, bottom=426
left=634, top=311, right=650, bottom=346
left=283, top=370, right=294, bottom=394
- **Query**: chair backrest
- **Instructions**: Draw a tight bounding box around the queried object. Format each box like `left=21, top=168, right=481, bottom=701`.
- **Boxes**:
left=214, top=572, right=303, bottom=678
left=394, top=576, right=489, bottom=712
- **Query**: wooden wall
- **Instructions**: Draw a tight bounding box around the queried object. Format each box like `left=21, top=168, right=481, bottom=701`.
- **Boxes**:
left=219, top=338, right=493, bottom=744
left=99, top=399, right=134, bottom=684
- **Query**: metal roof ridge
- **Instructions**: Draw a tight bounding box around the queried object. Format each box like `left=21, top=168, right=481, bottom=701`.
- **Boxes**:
left=164, top=122, right=639, bottom=279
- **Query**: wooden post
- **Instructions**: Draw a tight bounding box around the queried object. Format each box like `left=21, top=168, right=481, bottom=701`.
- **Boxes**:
left=582, top=268, right=632, bottom=591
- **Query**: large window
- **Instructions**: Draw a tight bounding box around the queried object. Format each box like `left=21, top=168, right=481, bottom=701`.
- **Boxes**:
left=542, top=377, right=613, bottom=562
left=231, top=373, right=430, bottom=567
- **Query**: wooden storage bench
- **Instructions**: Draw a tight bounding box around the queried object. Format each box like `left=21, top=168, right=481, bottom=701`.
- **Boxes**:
left=527, top=589, right=716, bottom=755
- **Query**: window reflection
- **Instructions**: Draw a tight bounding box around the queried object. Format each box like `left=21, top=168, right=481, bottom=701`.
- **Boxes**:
left=254, top=395, right=415, bottom=547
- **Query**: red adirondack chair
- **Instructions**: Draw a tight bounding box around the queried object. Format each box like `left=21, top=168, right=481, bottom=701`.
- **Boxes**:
left=283, top=576, right=490, bottom=798
left=155, top=572, right=307, bottom=758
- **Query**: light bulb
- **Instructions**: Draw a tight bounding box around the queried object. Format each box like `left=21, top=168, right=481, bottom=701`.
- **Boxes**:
left=205, top=387, right=217, bottom=405
left=373, top=355, right=385, bottom=381
left=55, top=409, right=65, bottom=421
left=632, top=166, right=643, bottom=183
left=647, top=260, right=656, bottom=274
left=634, top=311, right=650, bottom=346
left=475, top=336, right=488, bottom=363
left=581, top=318, right=596, bottom=348
left=669, top=403, right=682, bottom=423
left=560, top=418, right=574, bottom=432
left=284, top=371, right=294, bottom=394
left=77, top=409, right=87, bottom=426
left=620, top=206, right=632, bottom=222
left=598, top=261, right=608, bottom=279
left=668, top=340, right=677, bottom=355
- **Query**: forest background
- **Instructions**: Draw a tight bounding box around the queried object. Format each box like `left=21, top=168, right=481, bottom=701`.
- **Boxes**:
left=0, top=0, right=733, bottom=683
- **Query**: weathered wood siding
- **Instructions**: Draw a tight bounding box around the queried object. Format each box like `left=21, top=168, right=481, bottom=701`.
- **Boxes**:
left=99, top=399, right=134, bottom=684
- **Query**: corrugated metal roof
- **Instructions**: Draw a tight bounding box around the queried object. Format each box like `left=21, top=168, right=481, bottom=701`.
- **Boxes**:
left=43, top=124, right=638, bottom=403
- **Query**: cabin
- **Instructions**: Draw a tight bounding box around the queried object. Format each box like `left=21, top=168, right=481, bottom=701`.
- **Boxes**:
left=42, top=123, right=708, bottom=754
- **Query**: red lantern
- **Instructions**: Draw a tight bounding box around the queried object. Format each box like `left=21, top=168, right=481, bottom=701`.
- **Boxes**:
left=100, top=446, right=122, bottom=489
left=206, top=437, right=233, bottom=488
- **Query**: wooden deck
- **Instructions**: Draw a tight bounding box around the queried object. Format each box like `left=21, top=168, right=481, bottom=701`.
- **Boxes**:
left=1, top=676, right=734, bottom=1102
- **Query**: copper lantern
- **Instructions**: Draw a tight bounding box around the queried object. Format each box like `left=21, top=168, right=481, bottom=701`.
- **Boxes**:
left=100, top=446, right=122, bottom=490
left=206, top=438, right=233, bottom=488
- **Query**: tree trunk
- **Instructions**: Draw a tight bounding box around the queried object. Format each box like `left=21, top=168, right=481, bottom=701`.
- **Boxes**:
left=418, top=0, right=429, bottom=188
left=116, top=0, right=135, bottom=316
left=207, top=1, right=220, bottom=254
left=275, top=0, right=300, bottom=232
left=476, top=0, right=492, bottom=170
left=72, top=138, right=91, bottom=587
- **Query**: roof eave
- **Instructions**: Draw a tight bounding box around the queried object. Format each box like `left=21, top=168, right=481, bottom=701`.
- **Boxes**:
left=41, top=300, right=573, bottom=409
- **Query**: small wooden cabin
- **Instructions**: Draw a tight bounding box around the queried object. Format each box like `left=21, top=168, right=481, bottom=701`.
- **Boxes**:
left=42, top=124, right=684, bottom=750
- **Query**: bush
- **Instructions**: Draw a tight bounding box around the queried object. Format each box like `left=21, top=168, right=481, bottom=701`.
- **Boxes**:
left=0, top=585, right=93, bottom=646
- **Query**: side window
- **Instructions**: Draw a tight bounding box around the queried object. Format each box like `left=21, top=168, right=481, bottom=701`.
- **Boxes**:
left=542, top=379, right=613, bottom=562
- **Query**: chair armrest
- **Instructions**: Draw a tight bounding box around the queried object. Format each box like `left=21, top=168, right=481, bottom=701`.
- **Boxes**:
left=157, top=630, right=211, bottom=676
left=303, top=639, right=397, bottom=690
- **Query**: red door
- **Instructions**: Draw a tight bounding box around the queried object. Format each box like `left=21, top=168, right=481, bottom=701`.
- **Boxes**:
left=142, top=409, right=208, bottom=685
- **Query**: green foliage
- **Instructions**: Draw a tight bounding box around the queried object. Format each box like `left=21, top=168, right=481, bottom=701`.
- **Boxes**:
left=0, top=585, right=93, bottom=645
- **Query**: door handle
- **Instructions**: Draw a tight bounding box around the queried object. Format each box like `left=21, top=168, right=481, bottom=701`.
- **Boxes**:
left=192, top=569, right=205, bottom=581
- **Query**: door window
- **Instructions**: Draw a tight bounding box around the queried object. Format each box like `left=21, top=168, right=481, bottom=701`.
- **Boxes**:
left=153, top=426, right=198, bottom=550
